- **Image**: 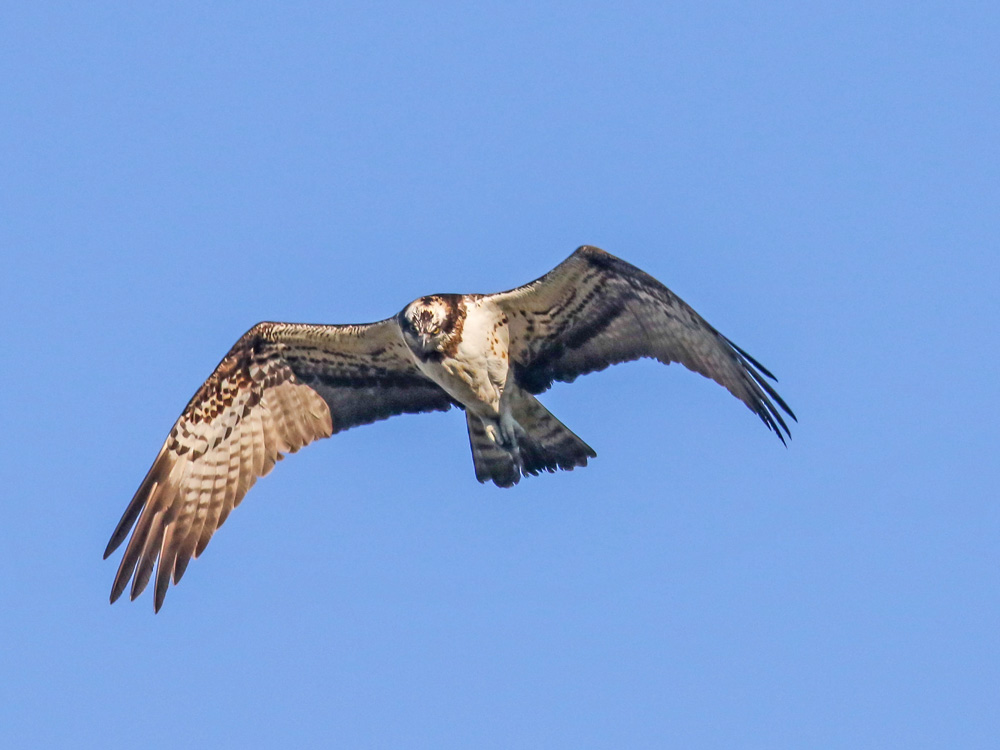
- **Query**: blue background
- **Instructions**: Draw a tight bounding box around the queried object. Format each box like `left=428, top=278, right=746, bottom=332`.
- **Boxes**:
left=2, top=3, right=997, bottom=747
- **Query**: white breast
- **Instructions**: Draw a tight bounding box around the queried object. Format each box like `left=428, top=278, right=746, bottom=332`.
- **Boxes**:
left=416, top=298, right=511, bottom=417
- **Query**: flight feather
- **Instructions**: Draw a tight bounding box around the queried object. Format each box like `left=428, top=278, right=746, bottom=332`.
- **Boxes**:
left=104, top=319, right=453, bottom=611
left=489, top=246, right=795, bottom=441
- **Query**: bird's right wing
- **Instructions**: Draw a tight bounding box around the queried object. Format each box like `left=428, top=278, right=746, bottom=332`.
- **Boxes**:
left=105, top=319, right=454, bottom=611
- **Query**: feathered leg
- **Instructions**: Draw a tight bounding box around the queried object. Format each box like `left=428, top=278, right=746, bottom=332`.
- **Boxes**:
left=466, top=411, right=521, bottom=487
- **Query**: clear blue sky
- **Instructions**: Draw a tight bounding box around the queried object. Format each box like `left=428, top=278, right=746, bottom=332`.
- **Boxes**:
left=2, top=3, right=997, bottom=748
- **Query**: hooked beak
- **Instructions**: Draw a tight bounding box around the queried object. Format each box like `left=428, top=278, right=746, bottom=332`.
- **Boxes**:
left=418, top=332, right=432, bottom=350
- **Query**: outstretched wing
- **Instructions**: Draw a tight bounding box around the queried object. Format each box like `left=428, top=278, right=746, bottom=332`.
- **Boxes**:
left=105, top=319, right=453, bottom=611
left=488, top=246, right=796, bottom=441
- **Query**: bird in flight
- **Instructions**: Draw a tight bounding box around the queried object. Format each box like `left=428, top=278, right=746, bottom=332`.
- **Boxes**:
left=105, top=246, right=795, bottom=611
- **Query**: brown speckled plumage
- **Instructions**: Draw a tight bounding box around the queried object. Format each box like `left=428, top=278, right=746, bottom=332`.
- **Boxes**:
left=106, top=246, right=794, bottom=611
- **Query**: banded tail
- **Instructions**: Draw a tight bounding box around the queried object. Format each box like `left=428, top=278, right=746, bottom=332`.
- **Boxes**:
left=466, top=388, right=596, bottom=487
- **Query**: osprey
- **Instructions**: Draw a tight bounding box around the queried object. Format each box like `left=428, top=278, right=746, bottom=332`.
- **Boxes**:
left=105, top=246, right=795, bottom=611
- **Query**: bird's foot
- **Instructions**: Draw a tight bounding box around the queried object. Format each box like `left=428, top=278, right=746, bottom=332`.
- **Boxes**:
left=499, top=412, right=519, bottom=448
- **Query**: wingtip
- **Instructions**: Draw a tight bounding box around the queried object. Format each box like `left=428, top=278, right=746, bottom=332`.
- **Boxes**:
left=102, top=537, right=120, bottom=560
left=104, top=527, right=127, bottom=559
left=107, top=574, right=166, bottom=612
left=109, top=566, right=132, bottom=604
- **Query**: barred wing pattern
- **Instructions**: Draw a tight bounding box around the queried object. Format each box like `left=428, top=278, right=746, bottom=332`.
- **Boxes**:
left=104, top=320, right=453, bottom=611
left=490, top=246, right=796, bottom=442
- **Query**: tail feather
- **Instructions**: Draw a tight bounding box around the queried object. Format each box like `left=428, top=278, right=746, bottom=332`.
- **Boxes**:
left=510, top=389, right=596, bottom=477
left=465, top=389, right=596, bottom=487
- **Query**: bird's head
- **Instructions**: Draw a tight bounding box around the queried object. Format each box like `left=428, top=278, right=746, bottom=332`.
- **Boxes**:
left=399, top=295, right=462, bottom=357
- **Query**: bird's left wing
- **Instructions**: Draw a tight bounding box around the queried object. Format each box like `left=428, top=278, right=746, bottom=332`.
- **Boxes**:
left=105, top=319, right=453, bottom=611
left=487, top=246, right=795, bottom=442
